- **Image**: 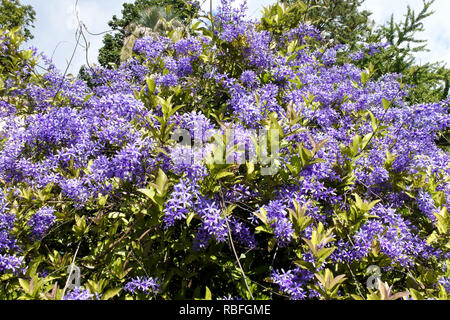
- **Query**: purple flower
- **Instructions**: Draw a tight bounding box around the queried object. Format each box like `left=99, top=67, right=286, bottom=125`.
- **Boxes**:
left=417, top=189, right=438, bottom=223
left=0, top=254, right=25, bottom=275
left=196, top=198, right=229, bottom=244
left=263, top=200, right=294, bottom=246
left=163, top=179, right=197, bottom=227
left=240, top=70, right=258, bottom=88
left=271, top=268, right=314, bottom=300
left=28, top=206, right=56, bottom=240
left=63, top=288, right=97, bottom=300
left=124, top=276, right=161, bottom=295
left=0, top=204, right=17, bottom=252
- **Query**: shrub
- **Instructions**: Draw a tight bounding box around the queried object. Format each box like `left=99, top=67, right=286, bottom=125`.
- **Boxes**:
left=0, top=1, right=448, bottom=300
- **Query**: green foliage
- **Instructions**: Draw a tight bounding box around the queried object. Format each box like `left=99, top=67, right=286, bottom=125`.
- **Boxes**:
left=0, top=28, right=38, bottom=93
left=0, top=0, right=35, bottom=41
left=275, top=0, right=372, bottom=47
left=0, top=1, right=449, bottom=302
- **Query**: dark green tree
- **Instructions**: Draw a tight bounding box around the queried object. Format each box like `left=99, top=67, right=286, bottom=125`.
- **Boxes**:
left=98, top=0, right=199, bottom=68
left=0, top=0, right=35, bottom=41
left=276, top=0, right=372, bottom=48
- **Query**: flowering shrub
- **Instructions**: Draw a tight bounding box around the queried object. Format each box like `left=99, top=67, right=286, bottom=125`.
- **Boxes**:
left=0, top=1, right=448, bottom=300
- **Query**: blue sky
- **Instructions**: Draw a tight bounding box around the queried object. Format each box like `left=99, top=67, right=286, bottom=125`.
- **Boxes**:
left=21, top=0, right=450, bottom=75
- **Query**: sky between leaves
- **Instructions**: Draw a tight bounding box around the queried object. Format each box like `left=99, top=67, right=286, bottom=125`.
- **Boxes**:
left=20, top=0, right=450, bottom=75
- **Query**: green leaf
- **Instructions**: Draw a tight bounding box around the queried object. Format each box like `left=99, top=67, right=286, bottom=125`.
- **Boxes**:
left=354, top=194, right=363, bottom=209
left=19, top=279, right=30, bottom=293
left=361, top=71, right=369, bottom=84
left=254, top=208, right=269, bottom=225
left=146, top=77, right=156, bottom=95
left=409, top=288, right=424, bottom=300
left=138, top=188, right=155, bottom=199
left=294, top=260, right=315, bottom=270
left=382, top=98, right=391, bottom=110
left=214, top=171, right=235, bottom=180
left=361, top=132, right=373, bottom=150
left=350, top=135, right=362, bottom=156
left=368, top=110, right=378, bottom=131
left=317, top=247, right=336, bottom=262
left=434, top=207, right=448, bottom=234
left=26, top=257, right=43, bottom=278
left=98, top=194, right=109, bottom=207
left=255, top=225, right=273, bottom=234
left=204, top=287, right=212, bottom=300
left=186, top=212, right=195, bottom=226
left=152, top=169, right=169, bottom=196
left=101, top=288, right=122, bottom=300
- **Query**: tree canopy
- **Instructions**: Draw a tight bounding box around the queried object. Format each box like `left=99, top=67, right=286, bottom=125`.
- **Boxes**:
left=0, top=0, right=35, bottom=41
left=278, top=0, right=372, bottom=47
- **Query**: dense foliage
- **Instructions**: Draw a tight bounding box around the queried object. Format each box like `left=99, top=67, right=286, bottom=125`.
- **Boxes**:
left=268, top=0, right=449, bottom=150
left=0, top=0, right=449, bottom=300
left=278, top=0, right=372, bottom=47
left=0, top=0, right=35, bottom=41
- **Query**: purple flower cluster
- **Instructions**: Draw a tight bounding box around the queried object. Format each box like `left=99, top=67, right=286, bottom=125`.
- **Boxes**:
left=284, top=23, right=323, bottom=44
left=123, top=4, right=448, bottom=293
left=195, top=198, right=229, bottom=246
left=0, top=0, right=448, bottom=299
left=0, top=194, right=16, bottom=252
left=134, top=36, right=170, bottom=62
left=263, top=200, right=294, bottom=246
left=349, top=42, right=390, bottom=61
left=124, top=276, right=161, bottom=295
left=0, top=192, right=25, bottom=275
left=417, top=189, right=438, bottom=223
left=271, top=268, right=315, bottom=300
left=0, top=254, right=25, bottom=275
left=28, top=206, right=56, bottom=240
left=216, top=0, right=249, bottom=42
left=62, top=288, right=97, bottom=300
left=349, top=205, right=439, bottom=267
left=163, top=179, right=197, bottom=227
left=0, top=76, right=157, bottom=206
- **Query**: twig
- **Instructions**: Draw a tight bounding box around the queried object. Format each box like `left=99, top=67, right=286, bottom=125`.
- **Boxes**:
left=219, top=188, right=254, bottom=300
